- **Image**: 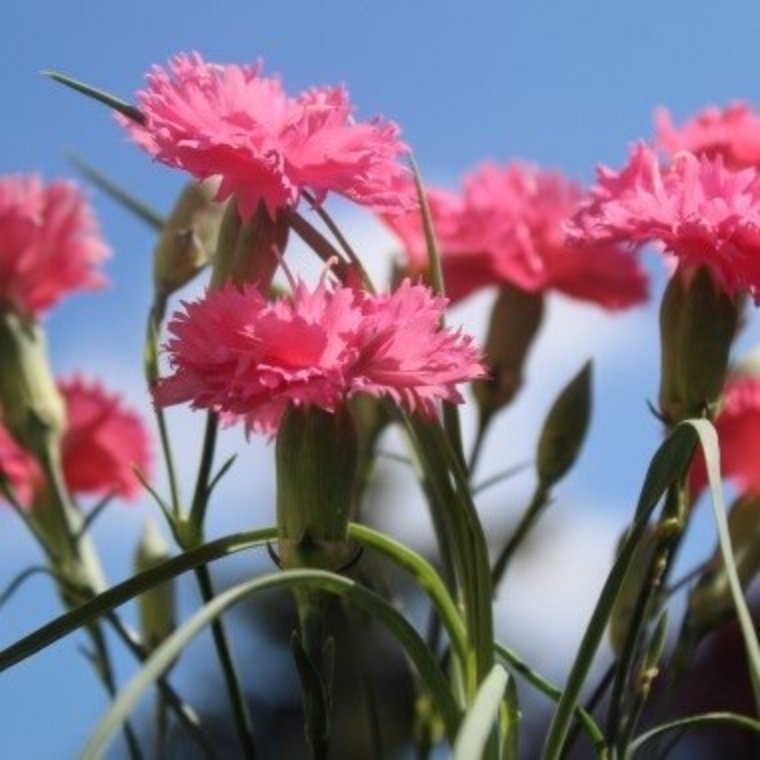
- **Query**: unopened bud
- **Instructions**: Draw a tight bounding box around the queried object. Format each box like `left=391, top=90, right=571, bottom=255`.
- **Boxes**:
left=0, top=312, right=65, bottom=456
left=536, top=361, right=592, bottom=488
left=134, top=519, right=176, bottom=653
left=474, top=285, right=544, bottom=417
left=659, top=265, right=739, bottom=424
left=153, top=181, right=224, bottom=299
left=276, top=406, right=358, bottom=571
left=688, top=494, right=760, bottom=634
left=211, top=202, right=289, bottom=291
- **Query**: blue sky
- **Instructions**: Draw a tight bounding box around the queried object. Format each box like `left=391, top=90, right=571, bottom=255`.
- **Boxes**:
left=3, top=1, right=760, bottom=756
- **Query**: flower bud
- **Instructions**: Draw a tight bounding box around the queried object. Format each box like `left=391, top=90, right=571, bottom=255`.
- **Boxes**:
left=133, top=519, right=176, bottom=653
left=276, top=406, right=358, bottom=571
left=153, top=181, right=224, bottom=300
left=0, top=312, right=65, bottom=456
left=210, top=202, right=289, bottom=291
left=659, top=265, right=739, bottom=424
left=688, top=494, right=760, bottom=635
left=473, top=285, right=544, bottom=418
left=536, top=361, right=592, bottom=488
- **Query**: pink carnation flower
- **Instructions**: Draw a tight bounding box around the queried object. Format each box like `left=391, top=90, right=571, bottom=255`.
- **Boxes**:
left=383, top=163, right=648, bottom=307
left=568, top=143, right=760, bottom=300
left=155, top=279, right=485, bottom=433
left=656, top=103, right=760, bottom=169
left=121, top=52, right=415, bottom=219
left=0, top=377, right=151, bottom=506
left=690, top=375, right=760, bottom=498
left=0, top=175, right=109, bottom=317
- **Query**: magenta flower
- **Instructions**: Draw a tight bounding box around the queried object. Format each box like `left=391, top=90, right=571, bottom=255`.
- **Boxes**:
left=0, top=175, right=109, bottom=317
left=383, top=162, right=648, bottom=307
left=690, top=374, right=760, bottom=498
left=0, top=377, right=151, bottom=506
left=568, top=143, right=760, bottom=300
left=656, top=103, right=760, bottom=169
left=121, top=53, right=415, bottom=219
left=155, top=279, right=485, bottom=433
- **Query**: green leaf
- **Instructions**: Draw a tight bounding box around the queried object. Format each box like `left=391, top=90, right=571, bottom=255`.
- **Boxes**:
left=627, top=711, right=760, bottom=757
left=542, top=424, right=697, bottom=759
left=43, top=70, right=144, bottom=123
left=453, top=664, right=508, bottom=760
left=0, top=528, right=277, bottom=672
left=82, top=569, right=461, bottom=758
left=684, top=418, right=760, bottom=713
left=501, top=670, right=520, bottom=760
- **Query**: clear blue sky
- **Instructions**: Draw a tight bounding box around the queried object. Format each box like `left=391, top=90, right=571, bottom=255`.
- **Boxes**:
left=3, top=1, right=760, bottom=756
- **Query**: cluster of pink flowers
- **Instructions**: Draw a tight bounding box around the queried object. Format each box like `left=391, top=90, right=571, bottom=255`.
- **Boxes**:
left=0, top=377, right=151, bottom=506
left=383, top=162, right=649, bottom=308
left=121, top=53, right=415, bottom=220
left=0, top=175, right=109, bottom=317
left=156, top=279, right=485, bottom=433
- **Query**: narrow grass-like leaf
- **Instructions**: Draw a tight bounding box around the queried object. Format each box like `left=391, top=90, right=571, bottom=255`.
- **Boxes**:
left=68, top=155, right=165, bottom=230
left=43, top=70, right=145, bottom=123
left=543, top=424, right=697, bottom=759
left=627, top=711, right=760, bottom=757
left=502, top=670, right=520, bottom=760
left=453, top=664, right=508, bottom=760
left=83, top=570, right=460, bottom=758
left=685, top=418, right=760, bottom=712
left=0, top=528, right=277, bottom=671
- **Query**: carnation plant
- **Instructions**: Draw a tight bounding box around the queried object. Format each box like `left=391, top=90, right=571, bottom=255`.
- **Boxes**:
left=1, top=54, right=760, bottom=759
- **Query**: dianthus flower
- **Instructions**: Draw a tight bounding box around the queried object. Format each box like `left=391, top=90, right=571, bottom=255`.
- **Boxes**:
left=656, top=103, right=760, bottom=169
left=155, top=279, right=485, bottom=433
left=690, top=374, right=760, bottom=498
left=121, top=52, right=415, bottom=219
left=0, top=377, right=151, bottom=506
left=383, top=163, right=648, bottom=307
left=0, top=175, right=109, bottom=317
left=568, top=143, right=760, bottom=300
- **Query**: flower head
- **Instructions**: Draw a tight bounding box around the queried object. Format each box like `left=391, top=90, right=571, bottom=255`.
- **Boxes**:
left=690, top=374, right=760, bottom=498
left=656, top=103, right=760, bottom=169
left=121, top=52, right=414, bottom=219
left=156, top=279, right=485, bottom=433
left=383, top=163, right=648, bottom=307
left=0, top=175, right=109, bottom=317
left=0, top=377, right=151, bottom=507
left=568, top=143, right=760, bottom=301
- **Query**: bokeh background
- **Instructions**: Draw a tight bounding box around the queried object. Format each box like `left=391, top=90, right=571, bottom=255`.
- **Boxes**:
left=2, top=1, right=760, bottom=757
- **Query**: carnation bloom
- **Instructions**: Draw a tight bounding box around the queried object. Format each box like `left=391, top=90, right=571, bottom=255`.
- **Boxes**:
left=656, top=103, right=760, bottom=169
left=383, top=162, right=648, bottom=307
left=121, top=52, right=415, bottom=219
left=156, top=279, right=485, bottom=433
left=568, top=143, right=760, bottom=301
left=690, top=374, right=760, bottom=498
left=0, top=377, right=151, bottom=506
left=0, top=175, right=109, bottom=316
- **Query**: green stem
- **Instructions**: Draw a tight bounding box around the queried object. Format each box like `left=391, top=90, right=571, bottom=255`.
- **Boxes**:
left=467, top=411, right=492, bottom=479
left=188, top=413, right=219, bottom=531
left=491, top=483, right=550, bottom=589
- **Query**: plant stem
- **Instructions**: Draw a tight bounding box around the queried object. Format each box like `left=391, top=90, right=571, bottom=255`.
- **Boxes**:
left=468, top=411, right=492, bottom=478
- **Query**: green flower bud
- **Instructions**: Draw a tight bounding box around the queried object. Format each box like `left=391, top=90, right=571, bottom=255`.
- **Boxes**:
left=134, top=519, right=176, bottom=653
left=688, top=494, right=760, bottom=635
left=0, top=312, right=65, bottom=456
left=210, top=202, right=290, bottom=291
left=276, top=406, right=358, bottom=571
left=536, top=361, right=592, bottom=488
left=474, top=285, right=544, bottom=419
left=153, top=181, right=224, bottom=300
left=659, top=266, right=739, bottom=425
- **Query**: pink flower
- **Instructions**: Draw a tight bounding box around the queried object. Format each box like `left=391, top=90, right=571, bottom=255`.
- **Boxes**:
left=656, top=103, right=760, bottom=169
left=568, top=143, right=760, bottom=301
left=156, top=279, right=485, bottom=433
left=121, top=52, right=415, bottom=219
left=690, top=375, right=760, bottom=498
left=0, top=377, right=151, bottom=507
left=383, top=163, right=648, bottom=307
left=0, top=175, right=109, bottom=317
